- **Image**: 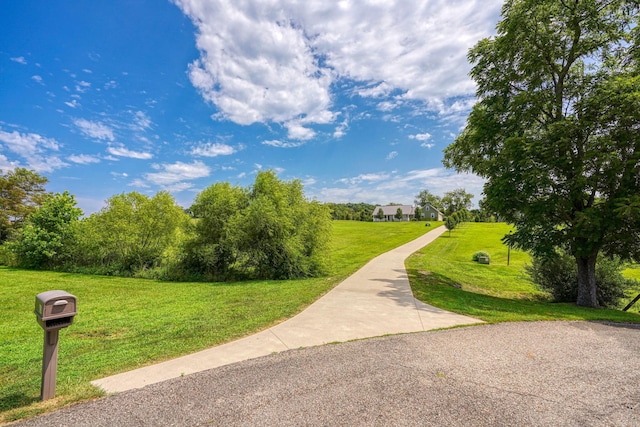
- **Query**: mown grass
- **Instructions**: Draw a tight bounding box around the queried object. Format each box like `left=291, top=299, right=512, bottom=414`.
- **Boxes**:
left=407, top=222, right=640, bottom=323
left=622, top=266, right=640, bottom=309
left=0, top=220, right=432, bottom=422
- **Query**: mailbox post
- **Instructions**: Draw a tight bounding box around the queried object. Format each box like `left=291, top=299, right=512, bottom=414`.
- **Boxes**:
left=34, top=290, right=77, bottom=401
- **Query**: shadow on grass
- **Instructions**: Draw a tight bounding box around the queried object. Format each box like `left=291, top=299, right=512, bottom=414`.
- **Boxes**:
left=407, top=268, right=640, bottom=324
left=0, top=392, right=39, bottom=413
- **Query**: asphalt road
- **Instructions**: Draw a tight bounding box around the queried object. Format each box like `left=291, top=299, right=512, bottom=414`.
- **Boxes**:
left=14, top=321, right=640, bottom=426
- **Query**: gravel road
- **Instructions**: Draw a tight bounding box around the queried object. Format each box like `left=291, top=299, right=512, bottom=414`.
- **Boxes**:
left=13, top=321, right=640, bottom=426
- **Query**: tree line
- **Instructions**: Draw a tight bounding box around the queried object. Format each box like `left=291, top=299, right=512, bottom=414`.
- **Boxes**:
left=325, top=203, right=376, bottom=221
left=0, top=169, right=331, bottom=281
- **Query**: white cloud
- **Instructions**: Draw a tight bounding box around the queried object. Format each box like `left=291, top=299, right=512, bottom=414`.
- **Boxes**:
left=333, top=119, right=349, bottom=139
left=377, top=101, right=400, bottom=112
left=175, top=0, right=502, bottom=133
left=26, top=156, right=68, bottom=173
left=75, top=81, right=91, bottom=93
left=314, top=168, right=485, bottom=207
left=145, top=160, right=211, bottom=187
left=386, top=151, right=398, bottom=160
left=0, top=129, right=67, bottom=172
left=65, top=99, right=80, bottom=109
left=74, top=118, right=115, bottom=141
left=337, top=173, right=390, bottom=185
left=68, top=154, right=101, bottom=164
left=0, top=154, right=20, bottom=170
left=11, top=57, right=27, bottom=65
left=162, top=182, right=195, bottom=192
left=190, top=142, right=237, bottom=157
left=262, top=139, right=305, bottom=148
left=302, top=177, right=317, bottom=187
left=107, top=144, right=153, bottom=159
left=421, top=143, right=435, bottom=149
left=410, top=132, right=432, bottom=141
left=31, top=75, right=44, bottom=85
left=0, top=129, right=60, bottom=156
left=284, top=120, right=317, bottom=140
left=129, top=178, right=150, bottom=188
left=131, top=111, right=152, bottom=131
left=356, top=82, right=393, bottom=98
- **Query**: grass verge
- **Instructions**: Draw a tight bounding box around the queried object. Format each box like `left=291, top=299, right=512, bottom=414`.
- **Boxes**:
left=407, top=222, right=640, bottom=323
left=1, top=220, right=433, bottom=422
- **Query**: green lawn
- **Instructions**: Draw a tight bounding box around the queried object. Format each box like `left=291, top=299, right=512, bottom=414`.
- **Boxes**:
left=0, top=220, right=432, bottom=422
left=407, top=222, right=640, bottom=323
left=622, top=266, right=640, bottom=309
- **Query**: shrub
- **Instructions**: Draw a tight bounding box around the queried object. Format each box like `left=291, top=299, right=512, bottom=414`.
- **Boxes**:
left=10, top=191, right=82, bottom=269
left=184, top=170, right=332, bottom=281
left=0, top=243, right=15, bottom=266
left=526, top=252, right=633, bottom=308
left=74, top=191, right=190, bottom=274
left=472, top=251, right=491, bottom=263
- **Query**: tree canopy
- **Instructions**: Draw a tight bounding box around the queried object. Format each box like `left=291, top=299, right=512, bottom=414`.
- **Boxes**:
left=10, top=191, right=82, bottom=269
left=443, top=0, right=640, bottom=307
left=185, top=170, right=332, bottom=280
left=415, top=189, right=443, bottom=211
left=0, top=168, right=48, bottom=242
left=441, top=188, right=473, bottom=215
left=77, top=191, right=190, bottom=274
left=325, top=203, right=375, bottom=221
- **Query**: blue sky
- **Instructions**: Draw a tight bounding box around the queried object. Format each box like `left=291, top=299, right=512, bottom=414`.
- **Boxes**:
left=1, top=0, right=503, bottom=214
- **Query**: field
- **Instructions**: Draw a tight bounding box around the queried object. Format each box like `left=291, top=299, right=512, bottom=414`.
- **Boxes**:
left=4, top=220, right=640, bottom=422
left=0, top=220, right=432, bottom=422
left=407, top=222, right=640, bottom=323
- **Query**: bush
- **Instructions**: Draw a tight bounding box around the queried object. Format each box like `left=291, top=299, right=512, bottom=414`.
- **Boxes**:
left=10, top=191, right=82, bottom=269
left=0, top=244, right=15, bottom=266
left=183, top=170, right=332, bottom=281
left=73, top=191, right=190, bottom=274
left=526, top=252, right=633, bottom=308
left=472, top=251, right=490, bottom=263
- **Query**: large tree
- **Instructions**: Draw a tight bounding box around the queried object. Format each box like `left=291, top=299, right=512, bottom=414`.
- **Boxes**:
left=441, top=188, right=474, bottom=215
left=444, top=0, right=640, bottom=307
left=186, top=171, right=332, bottom=280
left=233, top=170, right=331, bottom=279
left=0, top=168, right=48, bottom=242
left=11, top=191, right=82, bottom=268
left=184, top=182, right=249, bottom=276
left=414, top=189, right=443, bottom=211
left=79, top=191, right=190, bottom=273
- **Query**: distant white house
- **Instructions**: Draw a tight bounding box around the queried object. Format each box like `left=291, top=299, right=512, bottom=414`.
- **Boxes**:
left=372, top=205, right=415, bottom=222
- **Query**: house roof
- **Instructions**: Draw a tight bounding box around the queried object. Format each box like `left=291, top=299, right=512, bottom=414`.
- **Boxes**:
left=373, top=205, right=415, bottom=216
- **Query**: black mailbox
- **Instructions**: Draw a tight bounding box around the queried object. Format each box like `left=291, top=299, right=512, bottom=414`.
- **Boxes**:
left=35, top=290, right=77, bottom=331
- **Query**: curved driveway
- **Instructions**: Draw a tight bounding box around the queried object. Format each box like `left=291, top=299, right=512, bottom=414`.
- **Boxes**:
left=92, top=226, right=479, bottom=393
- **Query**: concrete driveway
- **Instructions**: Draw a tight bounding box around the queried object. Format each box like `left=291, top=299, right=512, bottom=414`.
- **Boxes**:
left=92, top=226, right=479, bottom=393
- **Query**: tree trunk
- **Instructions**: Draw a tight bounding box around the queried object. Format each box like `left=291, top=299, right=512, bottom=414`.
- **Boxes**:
left=575, top=255, right=598, bottom=308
